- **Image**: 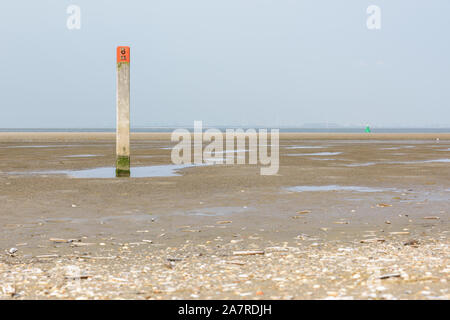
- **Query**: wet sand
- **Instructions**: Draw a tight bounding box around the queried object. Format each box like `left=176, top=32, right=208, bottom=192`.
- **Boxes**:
left=0, top=133, right=449, bottom=299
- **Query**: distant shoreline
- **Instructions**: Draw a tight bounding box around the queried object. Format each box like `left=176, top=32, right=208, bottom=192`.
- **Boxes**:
left=1, top=132, right=449, bottom=141
left=1, top=128, right=450, bottom=134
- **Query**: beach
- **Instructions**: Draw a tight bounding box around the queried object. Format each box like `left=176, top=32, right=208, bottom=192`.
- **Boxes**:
left=0, top=133, right=449, bottom=299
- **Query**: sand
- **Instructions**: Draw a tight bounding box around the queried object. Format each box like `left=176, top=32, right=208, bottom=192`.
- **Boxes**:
left=0, top=133, right=449, bottom=299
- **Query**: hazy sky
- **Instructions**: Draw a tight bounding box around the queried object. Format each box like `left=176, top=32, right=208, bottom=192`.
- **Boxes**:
left=1, top=1, right=449, bottom=128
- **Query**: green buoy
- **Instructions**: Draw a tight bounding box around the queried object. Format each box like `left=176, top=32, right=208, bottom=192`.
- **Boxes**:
left=365, top=125, right=371, bottom=133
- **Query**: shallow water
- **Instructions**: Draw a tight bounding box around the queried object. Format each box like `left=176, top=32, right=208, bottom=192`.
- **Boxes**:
left=286, top=185, right=394, bottom=193
left=344, top=162, right=376, bottom=167
left=63, top=154, right=99, bottom=158
left=380, top=146, right=416, bottom=150
left=8, top=164, right=205, bottom=178
left=392, top=159, right=450, bottom=164
left=287, top=152, right=342, bottom=156
left=182, top=206, right=249, bottom=216
left=285, top=146, right=326, bottom=149
left=343, top=159, right=450, bottom=167
left=422, top=159, right=450, bottom=163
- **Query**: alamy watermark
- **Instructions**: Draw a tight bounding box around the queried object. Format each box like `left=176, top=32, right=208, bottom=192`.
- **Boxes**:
left=67, top=5, right=81, bottom=30
left=171, top=121, right=279, bottom=175
left=367, top=5, right=381, bottom=30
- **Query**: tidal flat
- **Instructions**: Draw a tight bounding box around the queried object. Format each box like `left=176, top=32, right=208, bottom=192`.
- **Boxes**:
left=0, top=133, right=449, bottom=299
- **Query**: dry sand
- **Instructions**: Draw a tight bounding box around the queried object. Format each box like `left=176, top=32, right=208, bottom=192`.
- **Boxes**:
left=0, top=133, right=449, bottom=299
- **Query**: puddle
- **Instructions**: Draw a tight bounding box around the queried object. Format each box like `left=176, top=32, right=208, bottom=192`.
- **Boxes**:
left=285, top=146, right=326, bottom=149
left=2, top=145, right=54, bottom=148
left=286, top=185, right=394, bottom=193
left=1, top=144, right=114, bottom=149
left=1, top=144, right=87, bottom=148
left=344, top=162, right=376, bottom=167
left=380, top=147, right=401, bottom=150
left=182, top=206, right=249, bottom=217
left=380, top=146, right=415, bottom=150
left=422, top=159, right=450, bottom=163
left=63, top=154, right=99, bottom=158
left=342, top=159, right=450, bottom=167
left=391, top=159, right=450, bottom=164
left=204, top=155, right=245, bottom=163
left=287, top=152, right=342, bottom=156
left=213, top=149, right=248, bottom=154
left=8, top=164, right=206, bottom=178
left=37, top=214, right=157, bottom=225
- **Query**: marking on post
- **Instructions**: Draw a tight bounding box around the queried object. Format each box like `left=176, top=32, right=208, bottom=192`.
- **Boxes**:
left=117, top=46, right=130, bottom=63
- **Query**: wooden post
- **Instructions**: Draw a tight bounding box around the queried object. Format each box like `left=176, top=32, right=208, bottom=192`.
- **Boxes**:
left=116, top=46, right=130, bottom=177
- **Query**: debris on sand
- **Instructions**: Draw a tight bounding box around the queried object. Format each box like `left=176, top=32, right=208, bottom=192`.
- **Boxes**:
left=49, top=238, right=79, bottom=243
left=78, top=256, right=116, bottom=260
left=360, top=238, right=385, bottom=243
left=333, top=221, right=349, bottom=225
left=36, top=254, right=59, bottom=259
left=297, top=210, right=311, bottom=214
left=404, top=239, right=420, bottom=247
left=423, top=216, right=440, bottom=220
left=226, top=260, right=246, bottom=266
left=233, top=250, right=264, bottom=256
left=71, top=242, right=95, bottom=247
left=64, top=275, right=90, bottom=280
left=377, top=203, right=392, bottom=208
left=379, top=273, right=401, bottom=280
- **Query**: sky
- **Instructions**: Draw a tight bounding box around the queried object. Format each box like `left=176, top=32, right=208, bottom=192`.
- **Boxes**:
left=1, top=0, right=449, bottom=128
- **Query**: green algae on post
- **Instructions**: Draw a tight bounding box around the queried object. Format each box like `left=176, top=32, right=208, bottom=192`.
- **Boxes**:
left=116, top=155, right=130, bottom=177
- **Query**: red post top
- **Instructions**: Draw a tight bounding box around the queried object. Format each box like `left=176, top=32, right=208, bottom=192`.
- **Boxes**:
left=117, top=46, right=130, bottom=63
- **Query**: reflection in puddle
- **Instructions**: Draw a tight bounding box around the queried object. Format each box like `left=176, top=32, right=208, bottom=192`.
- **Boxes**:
left=286, top=185, right=394, bottom=193
left=287, top=152, right=342, bottom=156
left=8, top=164, right=206, bottom=178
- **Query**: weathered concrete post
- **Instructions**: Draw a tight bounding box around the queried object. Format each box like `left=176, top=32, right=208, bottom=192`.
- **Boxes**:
left=116, top=46, right=131, bottom=177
